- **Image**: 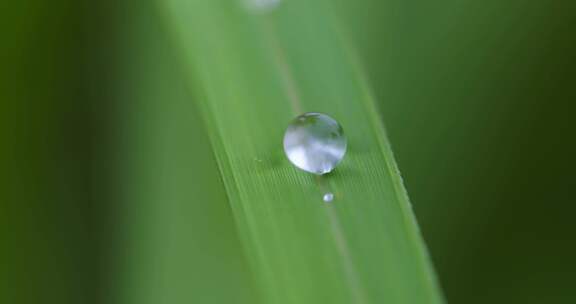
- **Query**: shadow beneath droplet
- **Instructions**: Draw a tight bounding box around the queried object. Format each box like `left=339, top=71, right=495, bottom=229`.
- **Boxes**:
left=346, top=134, right=371, bottom=155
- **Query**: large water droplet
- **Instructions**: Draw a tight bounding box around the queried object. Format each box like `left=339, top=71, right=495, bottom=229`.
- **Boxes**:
left=283, top=112, right=347, bottom=175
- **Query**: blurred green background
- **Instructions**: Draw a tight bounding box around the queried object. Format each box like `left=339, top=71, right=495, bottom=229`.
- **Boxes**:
left=1, top=0, right=575, bottom=303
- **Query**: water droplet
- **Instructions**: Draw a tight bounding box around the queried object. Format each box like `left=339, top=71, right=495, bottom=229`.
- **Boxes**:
left=242, top=0, right=281, bottom=13
left=323, top=192, right=334, bottom=202
left=283, top=112, right=347, bottom=175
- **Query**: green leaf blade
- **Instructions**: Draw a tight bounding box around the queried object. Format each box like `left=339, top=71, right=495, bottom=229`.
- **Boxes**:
left=160, top=0, right=444, bottom=303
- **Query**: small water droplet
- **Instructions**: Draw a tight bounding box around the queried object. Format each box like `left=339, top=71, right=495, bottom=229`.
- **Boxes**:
left=323, top=192, right=334, bottom=202
left=242, top=0, right=281, bottom=13
left=283, top=112, right=347, bottom=175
